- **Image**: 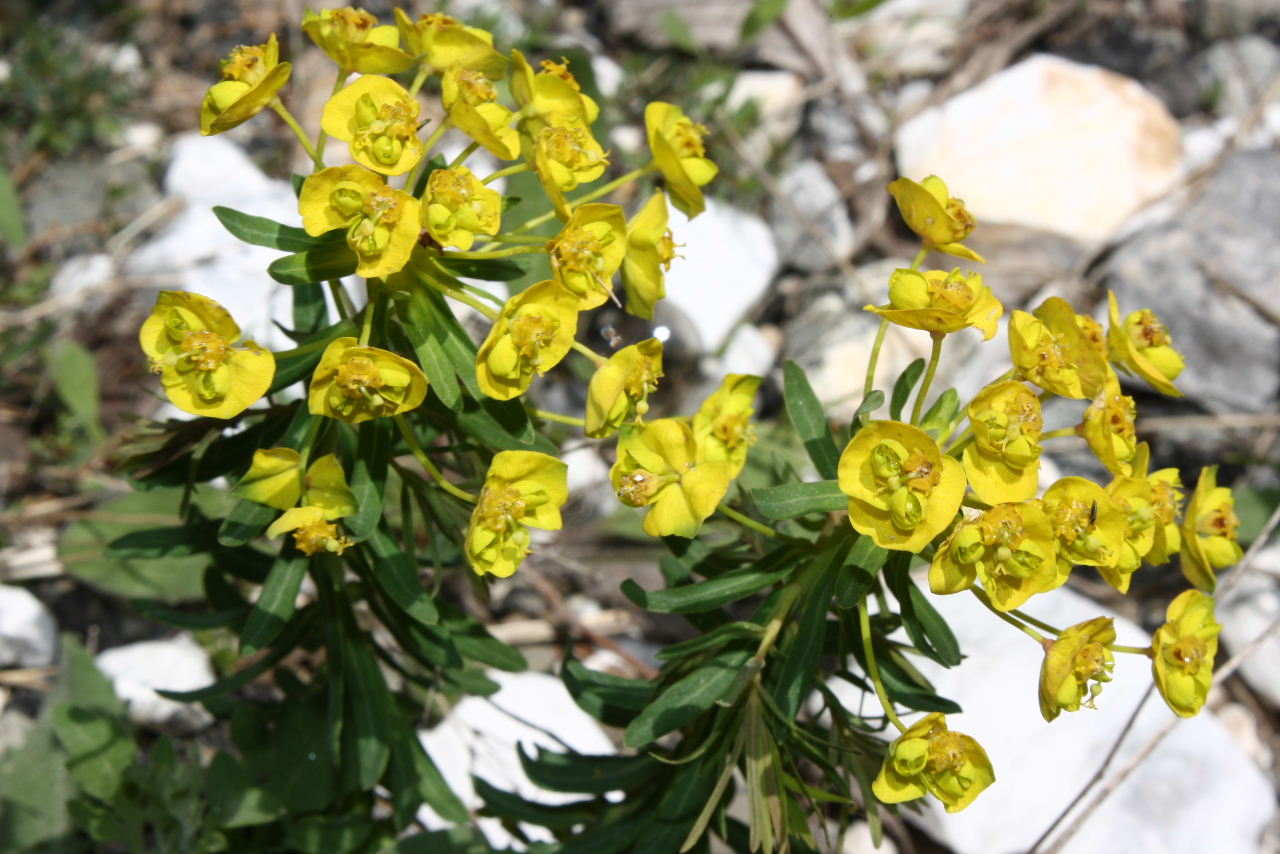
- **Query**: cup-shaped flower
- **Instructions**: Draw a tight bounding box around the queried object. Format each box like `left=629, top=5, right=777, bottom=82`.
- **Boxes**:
left=510, top=50, right=600, bottom=135
left=1041, top=477, right=1126, bottom=587
left=1145, top=464, right=1185, bottom=566
left=620, top=191, right=678, bottom=320
left=233, top=449, right=359, bottom=521
left=1081, top=373, right=1137, bottom=477
left=476, top=281, right=580, bottom=400
left=423, top=165, right=501, bottom=251
left=692, top=373, right=761, bottom=479
left=547, top=203, right=627, bottom=309
left=930, top=502, right=1057, bottom=611
left=1039, top=617, right=1116, bottom=722
left=308, top=337, right=428, bottom=423
left=442, top=68, right=520, bottom=160
left=867, top=268, right=1001, bottom=340
left=1179, top=466, right=1243, bottom=592
left=872, top=713, right=994, bottom=813
left=585, top=338, right=664, bottom=438
left=200, top=34, right=292, bottom=136
left=961, top=381, right=1043, bottom=505
left=301, top=7, right=415, bottom=74
left=532, top=124, right=609, bottom=220
left=299, top=165, right=422, bottom=279
left=466, top=450, right=568, bottom=578
left=886, top=176, right=984, bottom=263
left=1009, top=297, right=1110, bottom=399
left=1103, top=453, right=1160, bottom=594
left=321, top=75, right=424, bottom=176
left=139, top=291, right=274, bottom=419
left=267, top=506, right=354, bottom=556
left=645, top=102, right=718, bottom=219
left=1152, top=590, right=1220, bottom=718
left=393, top=9, right=508, bottom=77
left=838, top=421, right=966, bottom=552
left=611, top=419, right=732, bottom=539
left=1107, top=291, right=1184, bottom=398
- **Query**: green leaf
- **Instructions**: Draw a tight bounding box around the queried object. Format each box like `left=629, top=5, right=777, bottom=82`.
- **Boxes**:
left=518, top=745, right=659, bottom=794
left=106, top=519, right=222, bottom=558
left=367, top=522, right=439, bottom=626
left=624, top=647, right=753, bottom=748
left=212, top=205, right=322, bottom=252
left=432, top=392, right=557, bottom=454
left=53, top=705, right=135, bottom=803
left=919, top=387, right=959, bottom=437
left=835, top=563, right=875, bottom=610
left=848, top=533, right=889, bottom=572
left=399, top=285, right=465, bottom=408
left=47, top=337, right=104, bottom=442
left=659, top=8, right=700, bottom=53
left=344, top=417, right=391, bottom=542
left=395, top=827, right=492, bottom=854
left=769, top=544, right=846, bottom=719
left=741, top=0, right=789, bottom=41
left=656, top=621, right=763, bottom=660
left=292, top=281, right=329, bottom=338
left=783, top=361, right=840, bottom=479
left=439, top=603, right=526, bottom=672
left=411, top=153, right=447, bottom=198
left=435, top=256, right=531, bottom=282
left=340, top=635, right=394, bottom=790
left=263, top=693, right=338, bottom=814
left=621, top=548, right=797, bottom=614
left=750, top=480, right=846, bottom=520
left=283, top=813, right=374, bottom=854
left=889, top=358, right=925, bottom=421
left=206, top=751, right=285, bottom=828
left=239, top=548, right=308, bottom=655
left=390, top=725, right=469, bottom=826
left=473, top=777, right=598, bottom=828
left=852, top=388, right=886, bottom=431
left=884, top=559, right=962, bottom=667
left=0, top=163, right=27, bottom=249
left=268, top=241, right=358, bottom=286
left=562, top=652, right=653, bottom=727
left=217, top=499, right=276, bottom=547
left=159, top=609, right=311, bottom=703
left=132, top=599, right=247, bottom=630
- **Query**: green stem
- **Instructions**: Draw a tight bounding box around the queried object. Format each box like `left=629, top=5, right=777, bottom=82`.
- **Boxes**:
left=910, top=332, right=945, bottom=425
left=971, top=588, right=1048, bottom=645
left=719, top=503, right=782, bottom=541
left=508, top=162, right=656, bottom=235
left=358, top=284, right=381, bottom=347
left=863, top=317, right=889, bottom=400
left=456, top=279, right=505, bottom=307
left=295, top=413, right=324, bottom=472
left=571, top=340, right=607, bottom=368
left=1041, top=426, right=1080, bottom=441
left=489, top=233, right=549, bottom=244
left=858, top=598, right=905, bottom=732
left=909, top=245, right=928, bottom=272
left=270, top=101, right=322, bottom=169
left=1110, top=644, right=1154, bottom=657
left=531, top=408, right=585, bottom=427
left=441, top=245, right=543, bottom=260
left=328, top=280, right=355, bottom=321
left=449, top=141, right=480, bottom=169
left=431, top=279, right=499, bottom=321
left=1009, top=608, right=1062, bottom=637
left=753, top=582, right=804, bottom=664
left=394, top=415, right=478, bottom=504
left=483, top=162, right=531, bottom=184
left=407, top=64, right=431, bottom=98
left=314, top=68, right=348, bottom=164
left=420, top=119, right=452, bottom=162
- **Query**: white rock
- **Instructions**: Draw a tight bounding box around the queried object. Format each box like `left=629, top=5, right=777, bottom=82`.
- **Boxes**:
left=609, top=124, right=645, bottom=155
left=49, top=254, right=113, bottom=301
left=95, top=634, right=215, bottom=733
left=0, top=585, right=57, bottom=669
left=771, top=159, right=857, bottom=273
left=724, top=70, right=808, bottom=161
left=591, top=54, right=624, bottom=98
left=845, top=0, right=970, bottom=78
left=1218, top=554, right=1280, bottom=709
left=717, top=323, right=780, bottom=378
left=896, top=55, right=1183, bottom=244
left=122, top=122, right=164, bottom=154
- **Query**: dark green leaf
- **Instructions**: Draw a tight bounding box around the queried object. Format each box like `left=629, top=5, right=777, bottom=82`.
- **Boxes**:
left=436, top=256, right=531, bottom=282
left=518, top=745, right=659, bottom=794
left=769, top=544, right=846, bottom=719
left=268, top=241, right=358, bottom=286
left=217, top=499, right=275, bottom=547
left=395, top=827, right=491, bottom=854
left=624, top=647, right=752, bottom=748
left=431, top=392, right=557, bottom=453
left=889, top=358, right=925, bottom=421
left=439, top=604, right=526, bottom=672
left=783, top=361, right=839, bottom=479
left=834, top=562, right=875, bottom=609
left=440, top=666, right=501, bottom=695
left=132, top=599, right=246, bottom=629
left=852, top=388, right=886, bottom=431
left=399, top=285, right=464, bottom=408
left=206, top=752, right=285, bottom=828
left=750, top=480, right=846, bottom=520
left=345, top=418, right=391, bottom=541
left=656, top=621, right=763, bottom=660
left=388, top=724, right=469, bottom=825
left=919, top=387, right=959, bottom=437
left=563, top=652, right=653, bottom=727
left=159, top=609, right=311, bottom=703
left=411, top=154, right=447, bottom=198
left=621, top=548, right=796, bottom=614
left=106, top=519, right=221, bottom=558
left=292, top=281, right=329, bottom=337
left=212, top=205, right=323, bottom=252
left=0, top=163, right=27, bottom=249
left=473, top=777, right=598, bottom=828
left=47, top=338, right=103, bottom=441
left=884, top=559, right=962, bottom=667
left=741, top=0, right=790, bottom=42
left=848, top=534, right=888, bottom=572
left=283, top=813, right=374, bottom=854
left=239, top=549, right=308, bottom=655
left=341, top=635, right=393, bottom=790
left=367, top=522, right=438, bottom=626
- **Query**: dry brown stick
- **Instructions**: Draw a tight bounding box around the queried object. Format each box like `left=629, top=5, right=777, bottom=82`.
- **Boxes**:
left=1137, top=412, right=1280, bottom=433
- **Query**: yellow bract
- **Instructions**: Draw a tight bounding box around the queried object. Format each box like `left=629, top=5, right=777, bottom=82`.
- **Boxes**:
left=393, top=9, right=508, bottom=77
left=585, top=338, right=664, bottom=439
left=1009, top=297, right=1110, bottom=399
left=547, top=203, right=627, bottom=309
left=645, top=102, right=717, bottom=219
left=867, top=267, right=1001, bottom=340
left=1041, top=477, right=1126, bottom=588
left=961, top=381, right=1043, bottom=505
left=1107, top=291, right=1184, bottom=397
left=886, top=175, right=983, bottom=263
left=442, top=68, right=520, bottom=161
left=930, top=501, right=1056, bottom=611
left=611, top=419, right=732, bottom=539
left=1146, top=464, right=1185, bottom=566
left=321, top=74, right=424, bottom=176
left=308, top=337, right=428, bottom=423
left=239, top=448, right=358, bottom=533
left=267, top=506, right=353, bottom=556
left=139, top=291, right=274, bottom=420
left=510, top=50, right=599, bottom=135
left=871, top=713, right=994, bottom=813
left=1039, top=617, right=1116, bottom=722
left=466, top=451, right=568, bottom=578
left=298, top=165, right=421, bottom=279
left=1179, top=465, right=1242, bottom=592
left=691, top=373, right=760, bottom=480
left=423, top=165, right=501, bottom=251
left=1081, top=373, right=1137, bottom=477
left=476, top=281, right=580, bottom=401
left=1152, top=590, right=1220, bottom=718
left=532, top=124, right=609, bottom=221
left=621, top=191, right=676, bottom=320
left=301, top=7, right=415, bottom=74
left=200, top=33, right=292, bottom=136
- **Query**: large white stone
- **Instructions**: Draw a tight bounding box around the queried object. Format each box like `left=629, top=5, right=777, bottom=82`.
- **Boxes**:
left=0, top=585, right=57, bottom=669
left=95, top=634, right=215, bottom=733
left=1218, top=548, right=1280, bottom=709
left=896, top=55, right=1183, bottom=244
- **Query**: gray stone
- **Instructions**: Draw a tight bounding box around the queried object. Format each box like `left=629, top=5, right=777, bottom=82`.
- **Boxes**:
left=770, top=160, right=857, bottom=273
left=1195, top=35, right=1280, bottom=118
left=0, top=585, right=57, bottom=669
left=844, top=0, right=969, bottom=78
left=95, top=634, right=215, bottom=733
left=1201, top=0, right=1280, bottom=39
left=1218, top=549, right=1280, bottom=709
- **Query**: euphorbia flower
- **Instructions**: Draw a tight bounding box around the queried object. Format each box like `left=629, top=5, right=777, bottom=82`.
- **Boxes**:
left=268, top=506, right=353, bottom=556
left=510, top=50, right=600, bottom=135
left=1041, top=477, right=1126, bottom=587
left=308, top=337, right=428, bottom=423
left=423, top=165, right=501, bottom=251
left=321, top=74, right=424, bottom=176
left=1103, top=446, right=1160, bottom=593
left=476, top=281, right=580, bottom=400
left=872, top=713, right=994, bottom=813
left=691, top=373, right=761, bottom=479
left=930, top=502, right=1056, bottom=611
left=200, top=33, right=292, bottom=136
left=1152, top=590, right=1220, bottom=718
left=301, top=7, right=415, bottom=74
left=866, top=268, right=1001, bottom=340
left=547, top=203, right=627, bottom=309
left=442, top=68, right=520, bottom=160
left=837, top=421, right=966, bottom=552
left=645, top=102, right=717, bottom=219
left=1081, top=373, right=1137, bottom=477
left=611, top=419, right=732, bottom=538
left=393, top=9, right=508, bottom=77
left=1009, top=297, right=1110, bottom=399
left=585, top=338, right=664, bottom=438
left=1107, top=291, right=1184, bottom=397
left=466, top=450, right=568, bottom=578
left=621, top=191, right=677, bottom=320
left=886, top=175, right=983, bottom=263
left=1039, top=617, right=1116, bottom=722
left=299, top=165, right=421, bottom=279
left=233, top=450, right=357, bottom=520
left=140, top=291, right=274, bottom=420
left=1179, top=466, right=1243, bottom=592
left=961, top=381, right=1043, bottom=505
left=532, top=124, right=609, bottom=220
left=1145, top=463, right=1185, bottom=566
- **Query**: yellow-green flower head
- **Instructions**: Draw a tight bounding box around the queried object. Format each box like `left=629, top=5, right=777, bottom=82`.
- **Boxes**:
left=476, top=281, right=580, bottom=401
left=1106, top=291, right=1185, bottom=398
left=532, top=124, right=609, bottom=221
left=393, top=9, right=508, bottom=78
left=1103, top=472, right=1157, bottom=593
left=299, top=165, right=422, bottom=279
left=232, top=449, right=358, bottom=521
left=1146, top=464, right=1185, bottom=566
left=1152, top=589, right=1221, bottom=718
left=510, top=50, right=600, bottom=136
left=547, top=203, right=627, bottom=309
left=1009, top=297, right=1110, bottom=400
left=308, top=337, right=428, bottom=423
left=1076, top=312, right=1110, bottom=363
left=621, top=191, right=677, bottom=321
left=442, top=68, right=520, bottom=161
left=645, top=102, right=718, bottom=220
left=267, top=506, right=354, bottom=556
left=930, top=502, right=1057, bottom=611
left=139, top=291, right=274, bottom=420
left=961, top=381, right=1043, bottom=505
left=585, top=338, right=664, bottom=439
left=301, top=7, right=415, bottom=74
left=321, top=74, right=424, bottom=177
left=200, top=33, right=292, bottom=136
left=837, top=421, right=966, bottom=552
left=872, top=713, right=994, bottom=813
left=1041, top=477, right=1126, bottom=587
left=1081, top=373, right=1138, bottom=477
left=423, top=165, right=501, bottom=251
left=1039, top=617, right=1116, bottom=722
left=466, top=450, right=568, bottom=578
left=886, top=175, right=984, bottom=263
left=611, top=419, right=733, bottom=539
left=867, top=268, right=1002, bottom=340
left=692, top=373, right=761, bottom=479
left=1179, top=466, right=1243, bottom=593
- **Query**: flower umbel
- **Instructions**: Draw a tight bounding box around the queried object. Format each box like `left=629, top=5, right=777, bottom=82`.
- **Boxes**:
left=1081, top=373, right=1138, bottom=477
left=621, top=191, right=677, bottom=320
left=645, top=102, right=717, bottom=219
left=691, top=373, right=761, bottom=479
left=961, top=381, right=1043, bottom=505
left=610, top=419, right=732, bottom=538
left=584, top=338, right=664, bottom=439
left=1107, top=291, right=1184, bottom=398
left=423, top=165, right=501, bottom=251
left=301, top=7, right=415, bottom=74
left=930, top=501, right=1057, bottom=611
left=466, top=451, right=568, bottom=578
left=200, top=33, right=292, bottom=136
left=299, top=165, right=422, bottom=279
left=267, top=506, right=354, bottom=556
left=532, top=124, right=609, bottom=220
left=872, top=713, right=995, bottom=813
left=1009, top=297, right=1110, bottom=400
left=233, top=449, right=358, bottom=520
left=476, top=281, right=580, bottom=400
left=547, top=203, right=627, bottom=309
left=867, top=267, right=1002, bottom=340
left=321, top=74, right=424, bottom=176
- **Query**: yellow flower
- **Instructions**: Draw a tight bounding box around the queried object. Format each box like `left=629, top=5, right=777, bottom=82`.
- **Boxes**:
left=611, top=419, right=732, bottom=539
left=1107, top=291, right=1184, bottom=397
left=442, top=68, right=520, bottom=161
left=1009, top=297, right=1110, bottom=399
left=645, top=102, right=718, bottom=219
left=1039, top=617, right=1116, bottom=722
left=886, top=175, right=984, bottom=263
left=871, top=713, right=994, bottom=813
left=308, top=337, right=428, bottom=423
left=393, top=9, right=508, bottom=77
left=621, top=191, right=677, bottom=320
left=1102, top=446, right=1160, bottom=594
left=1179, top=466, right=1243, bottom=592
left=200, top=34, right=292, bottom=136
left=476, top=281, right=580, bottom=401
left=585, top=338, right=664, bottom=439
left=321, top=74, right=424, bottom=176
left=232, top=450, right=358, bottom=521
left=423, top=165, right=501, bottom=251
left=510, top=50, right=600, bottom=135
left=961, top=381, right=1043, bottom=505
left=139, top=291, right=274, bottom=420
left=298, top=165, right=422, bottom=279
left=691, top=373, right=761, bottom=479
left=532, top=124, right=609, bottom=221
left=301, top=7, right=415, bottom=74
left=267, top=506, right=353, bottom=556
left=1146, top=465, right=1185, bottom=566
left=1041, top=477, right=1126, bottom=588
left=1152, top=590, right=1220, bottom=718
left=1081, top=373, right=1137, bottom=477
left=466, top=451, right=568, bottom=578
left=837, top=421, right=966, bottom=552
left=866, top=268, right=1002, bottom=340
left=930, top=502, right=1057, bottom=611
left=547, top=203, right=627, bottom=309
